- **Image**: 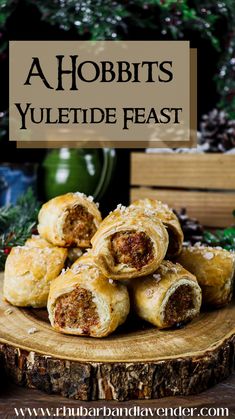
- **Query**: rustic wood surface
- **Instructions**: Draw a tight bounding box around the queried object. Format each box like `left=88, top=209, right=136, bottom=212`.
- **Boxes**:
left=130, top=187, right=235, bottom=227
left=131, top=153, right=235, bottom=190
left=130, top=153, right=235, bottom=228
left=0, top=273, right=235, bottom=401
left=0, top=374, right=235, bottom=418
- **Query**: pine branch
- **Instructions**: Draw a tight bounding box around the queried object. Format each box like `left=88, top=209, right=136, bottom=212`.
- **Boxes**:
left=0, top=188, right=40, bottom=270
left=0, top=0, right=229, bottom=45
left=203, top=212, right=235, bottom=251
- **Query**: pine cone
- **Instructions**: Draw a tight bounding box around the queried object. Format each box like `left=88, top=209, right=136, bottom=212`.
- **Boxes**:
left=200, top=108, right=235, bottom=152
left=173, top=208, right=204, bottom=245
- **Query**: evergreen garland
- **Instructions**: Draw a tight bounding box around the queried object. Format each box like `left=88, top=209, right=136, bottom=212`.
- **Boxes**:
left=0, top=0, right=235, bottom=119
left=0, top=0, right=235, bottom=117
left=0, top=188, right=40, bottom=270
left=203, top=223, right=235, bottom=251
left=0, top=0, right=232, bottom=44
left=175, top=207, right=235, bottom=251
left=217, top=36, right=235, bottom=118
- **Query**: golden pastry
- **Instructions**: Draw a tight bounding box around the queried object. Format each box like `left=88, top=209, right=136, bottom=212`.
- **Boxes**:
left=131, top=198, right=183, bottom=257
left=38, top=192, right=102, bottom=248
left=48, top=253, right=130, bottom=337
left=4, top=239, right=68, bottom=308
left=176, top=245, right=235, bottom=307
left=91, top=205, right=169, bottom=280
left=25, top=235, right=54, bottom=248
left=131, top=260, right=202, bottom=329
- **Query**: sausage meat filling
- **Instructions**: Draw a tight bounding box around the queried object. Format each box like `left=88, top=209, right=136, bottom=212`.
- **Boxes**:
left=166, top=227, right=179, bottom=257
left=110, top=230, right=154, bottom=269
left=63, top=205, right=96, bottom=245
left=164, top=284, right=195, bottom=326
left=54, top=287, right=99, bottom=334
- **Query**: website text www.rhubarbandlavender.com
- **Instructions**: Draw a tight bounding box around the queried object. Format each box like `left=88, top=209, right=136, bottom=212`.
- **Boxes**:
left=13, top=405, right=230, bottom=417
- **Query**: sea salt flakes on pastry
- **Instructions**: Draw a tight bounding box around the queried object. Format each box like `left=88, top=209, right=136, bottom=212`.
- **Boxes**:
left=38, top=192, right=102, bottom=248
left=176, top=245, right=235, bottom=308
left=3, top=238, right=68, bottom=308
left=131, top=198, right=184, bottom=258
left=47, top=253, right=130, bottom=337
left=130, top=260, right=202, bottom=329
left=91, top=205, right=169, bottom=280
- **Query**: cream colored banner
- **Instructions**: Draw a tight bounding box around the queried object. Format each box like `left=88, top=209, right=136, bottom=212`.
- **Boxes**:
left=9, top=41, right=196, bottom=148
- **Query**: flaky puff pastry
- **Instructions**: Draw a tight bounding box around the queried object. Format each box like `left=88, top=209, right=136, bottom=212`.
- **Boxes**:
left=176, top=245, right=235, bottom=308
left=38, top=192, right=102, bottom=248
left=91, top=206, right=169, bottom=280
left=47, top=253, right=130, bottom=337
left=25, top=235, right=54, bottom=248
left=26, top=235, right=84, bottom=268
left=131, top=260, right=201, bottom=329
left=131, top=199, right=183, bottom=258
left=4, top=238, right=68, bottom=308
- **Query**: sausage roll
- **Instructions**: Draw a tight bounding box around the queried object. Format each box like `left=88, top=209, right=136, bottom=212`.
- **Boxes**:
left=91, top=205, right=169, bottom=280
left=131, top=198, right=183, bottom=258
left=48, top=253, right=130, bottom=337
left=176, top=245, right=235, bottom=308
left=38, top=192, right=102, bottom=248
left=131, top=260, right=202, bottom=329
left=3, top=241, right=68, bottom=308
left=25, top=235, right=54, bottom=248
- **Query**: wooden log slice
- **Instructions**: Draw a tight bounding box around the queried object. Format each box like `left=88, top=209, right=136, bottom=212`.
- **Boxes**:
left=0, top=274, right=234, bottom=401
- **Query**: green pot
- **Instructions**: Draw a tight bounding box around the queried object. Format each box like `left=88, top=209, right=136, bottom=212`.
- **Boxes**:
left=42, top=148, right=116, bottom=201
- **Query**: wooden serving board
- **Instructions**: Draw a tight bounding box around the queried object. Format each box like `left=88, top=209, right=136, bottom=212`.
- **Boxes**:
left=0, top=273, right=234, bottom=401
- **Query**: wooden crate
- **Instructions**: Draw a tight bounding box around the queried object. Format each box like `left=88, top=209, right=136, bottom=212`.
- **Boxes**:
left=130, top=153, right=235, bottom=228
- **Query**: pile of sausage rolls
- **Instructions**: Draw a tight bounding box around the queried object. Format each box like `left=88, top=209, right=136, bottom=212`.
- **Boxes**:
left=3, top=193, right=235, bottom=338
